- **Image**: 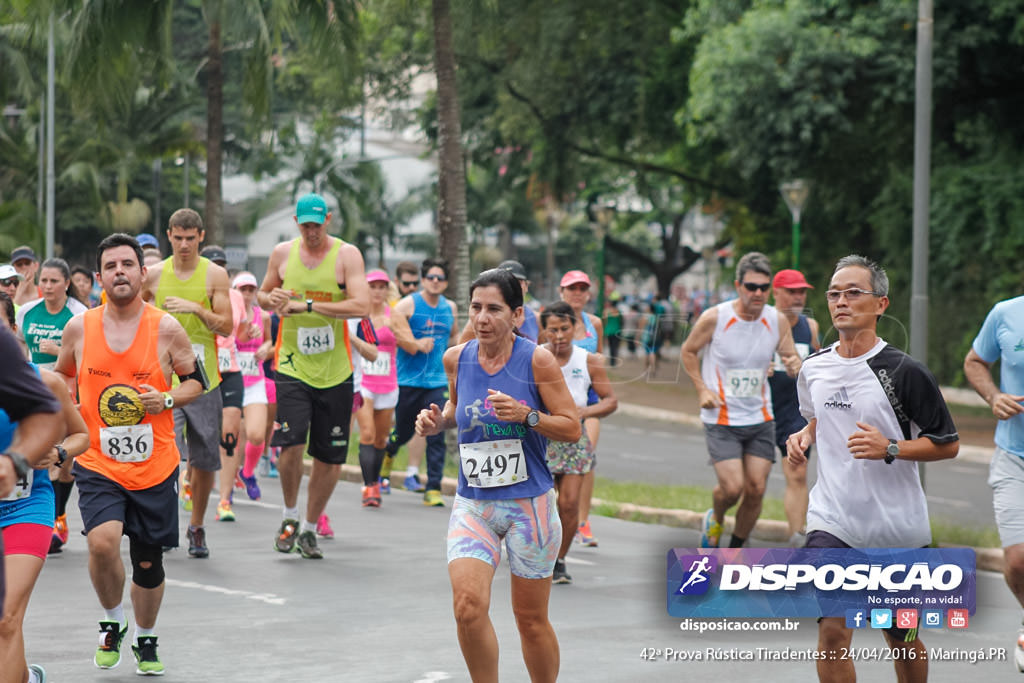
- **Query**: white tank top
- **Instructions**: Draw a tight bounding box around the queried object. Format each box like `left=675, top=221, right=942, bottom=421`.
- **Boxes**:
left=559, top=345, right=592, bottom=408
left=699, top=300, right=780, bottom=426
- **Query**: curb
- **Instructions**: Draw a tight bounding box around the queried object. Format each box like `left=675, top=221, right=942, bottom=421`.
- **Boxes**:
left=307, top=460, right=1005, bottom=573
left=616, top=402, right=996, bottom=465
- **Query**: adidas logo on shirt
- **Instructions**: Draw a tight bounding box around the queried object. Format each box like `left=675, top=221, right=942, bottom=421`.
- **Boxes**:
left=824, top=387, right=853, bottom=410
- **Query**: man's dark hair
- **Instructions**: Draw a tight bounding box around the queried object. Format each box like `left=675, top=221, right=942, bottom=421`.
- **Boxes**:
left=421, top=258, right=450, bottom=280
left=395, top=261, right=418, bottom=279
left=168, top=208, right=203, bottom=232
left=96, top=233, right=144, bottom=272
left=540, top=301, right=577, bottom=328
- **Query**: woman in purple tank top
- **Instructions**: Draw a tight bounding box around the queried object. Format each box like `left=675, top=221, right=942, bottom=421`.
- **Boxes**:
left=416, top=268, right=580, bottom=683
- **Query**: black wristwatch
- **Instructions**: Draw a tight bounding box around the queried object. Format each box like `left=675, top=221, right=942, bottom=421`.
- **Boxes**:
left=55, top=444, right=68, bottom=467
left=524, top=410, right=541, bottom=429
left=884, top=439, right=899, bottom=464
left=306, top=299, right=314, bottom=313
left=2, top=451, right=29, bottom=481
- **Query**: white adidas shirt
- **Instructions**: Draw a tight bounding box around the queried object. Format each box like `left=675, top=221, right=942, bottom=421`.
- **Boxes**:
left=798, top=338, right=958, bottom=548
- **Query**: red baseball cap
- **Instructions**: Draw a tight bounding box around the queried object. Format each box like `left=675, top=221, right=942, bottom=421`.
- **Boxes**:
left=560, top=270, right=592, bottom=288
left=772, top=269, right=814, bottom=289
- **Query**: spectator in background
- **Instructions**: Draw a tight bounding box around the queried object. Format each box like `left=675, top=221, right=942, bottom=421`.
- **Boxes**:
left=11, top=246, right=40, bottom=306
left=71, top=265, right=100, bottom=308
left=603, top=293, right=623, bottom=366
left=0, top=265, right=24, bottom=310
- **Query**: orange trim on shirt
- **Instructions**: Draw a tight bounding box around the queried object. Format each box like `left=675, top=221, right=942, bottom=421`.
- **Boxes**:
left=723, top=316, right=738, bottom=332
left=715, top=370, right=730, bottom=425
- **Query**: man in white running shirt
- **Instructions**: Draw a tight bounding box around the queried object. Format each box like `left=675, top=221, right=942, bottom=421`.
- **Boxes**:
left=681, top=252, right=800, bottom=549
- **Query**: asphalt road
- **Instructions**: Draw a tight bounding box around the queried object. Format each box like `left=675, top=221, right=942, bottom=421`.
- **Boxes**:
left=21, top=473, right=1023, bottom=682
left=597, top=413, right=998, bottom=532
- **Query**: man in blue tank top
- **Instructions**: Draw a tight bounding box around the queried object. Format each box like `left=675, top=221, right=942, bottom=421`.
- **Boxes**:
left=768, top=269, right=820, bottom=547
left=387, top=258, right=458, bottom=506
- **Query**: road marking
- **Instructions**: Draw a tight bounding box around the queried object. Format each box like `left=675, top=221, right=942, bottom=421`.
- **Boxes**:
left=413, top=673, right=452, bottom=683
left=949, top=465, right=980, bottom=474
left=925, top=495, right=971, bottom=509
left=166, top=578, right=286, bottom=605
left=566, top=556, right=596, bottom=566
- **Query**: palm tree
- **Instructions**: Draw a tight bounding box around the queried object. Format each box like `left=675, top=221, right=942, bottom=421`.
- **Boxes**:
left=63, top=0, right=359, bottom=244
left=431, top=0, right=467, bottom=308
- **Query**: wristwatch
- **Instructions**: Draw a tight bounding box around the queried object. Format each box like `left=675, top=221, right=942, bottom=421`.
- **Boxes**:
left=884, top=439, right=899, bottom=464
left=524, top=410, right=541, bottom=429
left=163, top=392, right=175, bottom=410
left=55, top=444, right=68, bottom=467
left=2, top=451, right=29, bottom=481
left=306, top=299, right=314, bottom=313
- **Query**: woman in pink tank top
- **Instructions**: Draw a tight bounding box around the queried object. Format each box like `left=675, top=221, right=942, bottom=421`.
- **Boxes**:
left=353, top=270, right=399, bottom=507
left=232, top=272, right=275, bottom=501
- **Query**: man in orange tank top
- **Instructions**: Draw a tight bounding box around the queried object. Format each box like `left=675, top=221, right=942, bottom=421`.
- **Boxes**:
left=54, top=233, right=204, bottom=676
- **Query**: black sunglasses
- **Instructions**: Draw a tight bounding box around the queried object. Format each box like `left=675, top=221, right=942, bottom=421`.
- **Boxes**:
left=0, top=278, right=18, bottom=287
left=741, top=282, right=771, bottom=292
left=400, top=280, right=419, bottom=287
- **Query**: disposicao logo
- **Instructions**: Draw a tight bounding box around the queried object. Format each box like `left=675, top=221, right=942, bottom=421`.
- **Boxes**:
left=667, top=548, right=976, bottom=619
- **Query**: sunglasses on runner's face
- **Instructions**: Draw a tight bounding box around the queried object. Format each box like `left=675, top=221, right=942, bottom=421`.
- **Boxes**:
left=741, top=282, right=770, bottom=292
left=826, top=287, right=882, bottom=302
left=400, top=280, right=419, bottom=287
left=0, top=279, right=17, bottom=287
left=424, top=274, right=447, bottom=282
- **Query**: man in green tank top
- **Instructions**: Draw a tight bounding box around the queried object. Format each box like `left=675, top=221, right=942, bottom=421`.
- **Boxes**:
left=257, top=193, right=369, bottom=559
left=143, top=208, right=232, bottom=559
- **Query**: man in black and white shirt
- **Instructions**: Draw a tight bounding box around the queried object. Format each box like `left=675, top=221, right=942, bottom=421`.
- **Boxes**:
left=787, top=255, right=958, bottom=683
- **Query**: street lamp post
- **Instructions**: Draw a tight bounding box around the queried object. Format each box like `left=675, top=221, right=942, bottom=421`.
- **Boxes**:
left=595, top=203, right=616, bottom=314
left=779, top=179, right=810, bottom=270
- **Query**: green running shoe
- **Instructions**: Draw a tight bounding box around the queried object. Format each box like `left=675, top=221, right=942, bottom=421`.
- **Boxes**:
left=132, top=635, right=165, bottom=676
left=94, top=620, right=128, bottom=669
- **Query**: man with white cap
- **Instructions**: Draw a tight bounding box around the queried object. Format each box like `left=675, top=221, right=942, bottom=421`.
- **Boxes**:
left=768, top=268, right=820, bottom=546
left=0, top=265, right=23, bottom=310
left=258, top=193, right=369, bottom=559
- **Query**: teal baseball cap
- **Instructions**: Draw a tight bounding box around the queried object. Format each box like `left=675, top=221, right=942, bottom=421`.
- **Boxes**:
left=295, top=193, right=328, bottom=225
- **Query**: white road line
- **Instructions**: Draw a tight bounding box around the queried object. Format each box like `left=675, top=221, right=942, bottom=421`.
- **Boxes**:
left=413, top=673, right=452, bottom=683
left=566, top=556, right=597, bottom=566
left=165, top=578, right=286, bottom=605
left=925, top=495, right=971, bottom=509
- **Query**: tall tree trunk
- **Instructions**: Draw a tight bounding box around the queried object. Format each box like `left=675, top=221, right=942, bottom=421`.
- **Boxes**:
left=204, top=12, right=224, bottom=245
left=432, top=0, right=467, bottom=313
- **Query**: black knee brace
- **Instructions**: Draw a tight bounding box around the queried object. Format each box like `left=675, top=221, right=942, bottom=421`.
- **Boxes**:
left=221, top=432, right=238, bottom=457
left=129, top=539, right=165, bottom=589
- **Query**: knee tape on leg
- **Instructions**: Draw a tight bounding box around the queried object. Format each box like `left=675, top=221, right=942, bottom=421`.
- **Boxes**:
left=220, top=432, right=238, bottom=457
left=129, top=540, right=165, bottom=589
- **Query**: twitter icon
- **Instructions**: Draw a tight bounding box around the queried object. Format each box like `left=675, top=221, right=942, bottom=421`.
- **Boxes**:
left=870, top=609, right=893, bottom=629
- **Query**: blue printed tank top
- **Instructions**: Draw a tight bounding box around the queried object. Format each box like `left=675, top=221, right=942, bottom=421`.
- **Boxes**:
left=0, top=362, right=55, bottom=529
left=397, top=292, right=453, bottom=388
left=455, top=337, right=553, bottom=499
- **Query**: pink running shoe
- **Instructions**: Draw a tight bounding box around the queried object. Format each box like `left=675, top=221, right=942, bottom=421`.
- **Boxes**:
left=316, top=514, right=334, bottom=539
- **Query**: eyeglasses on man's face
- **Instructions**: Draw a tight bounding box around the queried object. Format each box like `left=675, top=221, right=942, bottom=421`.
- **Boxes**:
left=741, top=282, right=770, bottom=293
left=400, top=280, right=419, bottom=288
left=424, top=274, right=447, bottom=282
left=825, top=287, right=883, bottom=303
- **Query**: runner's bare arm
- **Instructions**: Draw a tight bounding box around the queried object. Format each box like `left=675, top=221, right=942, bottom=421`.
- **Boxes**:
left=581, top=352, right=618, bottom=420
left=350, top=334, right=379, bottom=362
left=680, top=307, right=720, bottom=409
left=775, top=310, right=801, bottom=377
left=786, top=418, right=816, bottom=466
left=808, top=317, right=821, bottom=351
left=53, top=315, right=83, bottom=387
left=203, top=263, right=234, bottom=336
left=848, top=421, right=959, bottom=463
left=141, top=260, right=161, bottom=302
left=257, top=242, right=292, bottom=314
left=255, top=310, right=274, bottom=360
left=39, top=369, right=90, bottom=468
left=528, top=346, right=582, bottom=442
left=965, top=348, right=1024, bottom=420
left=416, top=346, right=462, bottom=436
left=391, top=296, right=433, bottom=354
left=141, top=316, right=204, bottom=413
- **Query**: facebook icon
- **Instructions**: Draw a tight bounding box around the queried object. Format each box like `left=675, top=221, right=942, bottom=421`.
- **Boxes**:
left=845, top=609, right=867, bottom=629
